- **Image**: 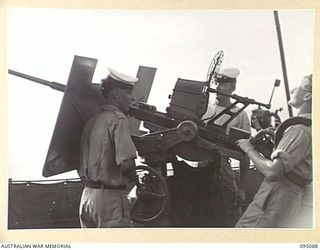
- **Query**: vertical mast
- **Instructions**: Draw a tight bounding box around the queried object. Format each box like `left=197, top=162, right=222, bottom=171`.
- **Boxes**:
left=274, top=10, right=293, bottom=117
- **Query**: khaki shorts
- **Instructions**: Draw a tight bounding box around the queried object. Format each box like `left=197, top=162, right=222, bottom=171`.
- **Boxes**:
left=79, top=187, right=133, bottom=228
left=236, top=177, right=303, bottom=228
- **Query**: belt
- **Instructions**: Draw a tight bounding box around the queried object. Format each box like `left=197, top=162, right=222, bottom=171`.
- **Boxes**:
left=83, top=179, right=126, bottom=190
left=285, top=171, right=311, bottom=188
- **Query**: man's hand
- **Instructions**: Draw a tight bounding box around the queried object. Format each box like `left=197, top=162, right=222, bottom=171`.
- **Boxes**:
left=120, top=158, right=136, bottom=182
left=250, top=127, right=276, bottom=144
left=236, top=139, right=255, bottom=154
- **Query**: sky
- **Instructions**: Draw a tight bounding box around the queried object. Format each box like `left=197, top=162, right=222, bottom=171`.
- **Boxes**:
left=7, top=8, right=315, bottom=181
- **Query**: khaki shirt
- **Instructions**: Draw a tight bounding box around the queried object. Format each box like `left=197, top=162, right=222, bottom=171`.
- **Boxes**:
left=271, top=113, right=312, bottom=181
left=79, top=105, right=137, bottom=186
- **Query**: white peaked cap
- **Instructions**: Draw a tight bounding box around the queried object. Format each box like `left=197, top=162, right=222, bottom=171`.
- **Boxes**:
left=218, top=67, right=240, bottom=78
left=108, top=68, right=138, bottom=86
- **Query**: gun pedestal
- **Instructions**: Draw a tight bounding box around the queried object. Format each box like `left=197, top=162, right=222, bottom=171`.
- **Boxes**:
left=128, top=74, right=263, bottom=225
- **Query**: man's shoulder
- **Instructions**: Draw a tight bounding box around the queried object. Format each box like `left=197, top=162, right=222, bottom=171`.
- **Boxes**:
left=283, top=122, right=311, bottom=142
left=101, top=105, right=127, bottom=120
left=226, top=105, right=248, bottom=117
left=89, top=109, right=125, bottom=129
left=229, top=106, right=249, bottom=122
left=288, top=122, right=311, bottom=134
left=283, top=115, right=311, bottom=133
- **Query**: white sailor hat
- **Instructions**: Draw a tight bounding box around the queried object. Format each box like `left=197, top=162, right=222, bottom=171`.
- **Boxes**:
left=215, top=67, right=240, bottom=84
left=101, top=68, right=138, bottom=90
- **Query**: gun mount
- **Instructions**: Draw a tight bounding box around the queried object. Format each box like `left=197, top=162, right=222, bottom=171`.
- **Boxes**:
left=127, top=76, right=272, bottom=225
left=128, top=76, right=271, bottom=160
left=249, top=79, right=283, bottom=159
left=9, top=54, right=271, bottom=226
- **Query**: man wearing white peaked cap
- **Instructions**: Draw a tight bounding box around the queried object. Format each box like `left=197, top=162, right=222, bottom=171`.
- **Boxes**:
left=201, top=66, right=251, bottom=227
left=78, top=68, right=138, bottom=228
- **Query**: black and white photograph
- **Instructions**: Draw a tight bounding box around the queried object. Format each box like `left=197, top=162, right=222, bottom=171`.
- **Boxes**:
left=2, top=3, right=319, bottom=244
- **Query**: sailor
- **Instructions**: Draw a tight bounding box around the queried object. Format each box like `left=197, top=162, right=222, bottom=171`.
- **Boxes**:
left=236, top=74, right=312, bottom=228
left=202, top=67, right=251, bottom=227
left=78, top=68, right=138, bottom=228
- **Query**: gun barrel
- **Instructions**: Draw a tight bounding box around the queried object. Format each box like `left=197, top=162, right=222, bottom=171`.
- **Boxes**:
left=8, top=69, right=66, bottom=92
left=208, top=87, right=270, bottom=109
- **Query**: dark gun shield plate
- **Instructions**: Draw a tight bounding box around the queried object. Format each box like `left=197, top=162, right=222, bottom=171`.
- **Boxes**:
left=128, top=66, right=156, bottom=135
left=42, top=55, right=101, bottom=177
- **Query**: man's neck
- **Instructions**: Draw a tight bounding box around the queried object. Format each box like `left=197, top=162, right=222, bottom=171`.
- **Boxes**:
left=297, top=102, right=312, bottom=116
left=105, top=99, right=117, bottom=107
left=216, top=98, right=232, bottom=107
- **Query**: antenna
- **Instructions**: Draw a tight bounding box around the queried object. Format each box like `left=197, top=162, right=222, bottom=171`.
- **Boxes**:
left=268, top=79, right=281, bottom=107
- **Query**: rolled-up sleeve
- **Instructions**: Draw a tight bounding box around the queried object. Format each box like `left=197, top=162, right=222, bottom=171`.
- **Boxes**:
left=270, top=149, right=292, bottom=173
left=274, top=126, right=311, bottom=173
